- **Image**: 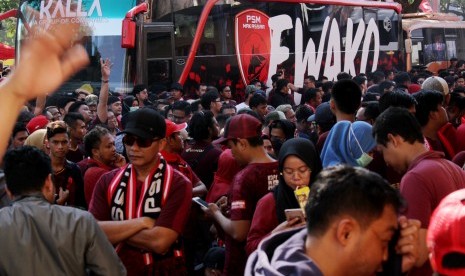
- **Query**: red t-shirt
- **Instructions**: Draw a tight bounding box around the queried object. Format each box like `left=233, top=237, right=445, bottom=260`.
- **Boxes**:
left=161, top=150, right=200, bottom=187
left=225, top=161, right=279, bottom=276
left=401, top=151, right=465, bottom=276
left=89, top=166, right=192, bottom=275
left=83, top=159, right=113, bottom=206
left=246, top=192, right=278, bottom=255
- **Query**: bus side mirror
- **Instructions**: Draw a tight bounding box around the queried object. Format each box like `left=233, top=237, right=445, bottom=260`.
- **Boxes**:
left=405, top=39, right=412, bottom=54
left=121, top=3, right=148, bottom=49
left=122, top=18, right=136, bottom=48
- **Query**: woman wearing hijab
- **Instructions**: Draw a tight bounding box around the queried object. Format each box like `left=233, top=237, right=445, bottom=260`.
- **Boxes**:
left=320, top=120, right=377, bottom=168
left=246, top=138, right=322, bottom=255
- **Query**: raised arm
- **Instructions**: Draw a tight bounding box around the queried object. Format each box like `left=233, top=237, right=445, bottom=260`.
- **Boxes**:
left=96, top=58, right=111, bottom=123
left=0, top=21, right=89, bottom=158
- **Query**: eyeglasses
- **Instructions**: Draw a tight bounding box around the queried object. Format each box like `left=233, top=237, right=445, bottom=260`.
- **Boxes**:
left=264, top=145, right=273, bottom=150
left=123, top=135, right=161, bottom=148
left=282, top=166, right=311, bottom=176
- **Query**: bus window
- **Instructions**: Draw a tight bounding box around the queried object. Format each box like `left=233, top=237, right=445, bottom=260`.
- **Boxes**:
left=423, top=30, right=446, bottom=63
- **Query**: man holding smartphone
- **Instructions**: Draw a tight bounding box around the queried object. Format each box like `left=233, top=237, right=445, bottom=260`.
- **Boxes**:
left=247, top=165, right=420, bottom=276
left=203, top=114, right=279, bottom=276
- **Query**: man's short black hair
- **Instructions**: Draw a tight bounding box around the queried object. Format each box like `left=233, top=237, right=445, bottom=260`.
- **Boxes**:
left=413, top=90, right=444, bottom=127
left=331, top=79, right=362, bottom=115
left=336, top=72, right=352, bottom=80
left=237, top=108, right=262, bottom=122
left=132, top=84, right=147, bottom=96
left=276, top=79, right=289, bottom=92
left=300, top=88, right=319, bottom=105
left=394, top=72, right=411, bottom=86
left=372, top=71, right=386, bottom=84
left=295, top=105, right=313, bottom=123
left=306, top=165, right=404, bottom=236
left=13, top=122, right=27, bottom=137
left=4, top=146, right=52, bottom=196
left=220, top=104, right=236, bottom=114
left=201, top=91, right=220, bottom=110
left=64, top=112, right=85, bottom=129
left=372, top=107, right=424, bottom=147
left=56, top=96, right=76, bottom=110
left=172, top=100, right=192, bottom=116
left=378, top=91, right=417, bottom=113
left=271, top=74, right=281, bottom=83
left=46, top=121, right=68, bottom=140
left=363, top=101, right=380, bottom=122
left=269, top=119, right=295, bottom=140
left=83, top=126, right=111, bottom=157
left=188, top=111, right=215, bottom=141
left=304, top=75, right=316, bottom=82
left=352, top=75, right=367, bottom=86
left=68, top=101, right=88, bottom=113
left=249, top=94, right=267, bottom=109
left=379, top=81, right=395, bottom=95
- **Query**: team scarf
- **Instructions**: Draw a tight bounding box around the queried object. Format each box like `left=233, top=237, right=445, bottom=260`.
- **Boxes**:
left=107, top=154, right=174, bottom=265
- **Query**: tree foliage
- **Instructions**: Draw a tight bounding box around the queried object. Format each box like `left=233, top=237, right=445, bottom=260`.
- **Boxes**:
left=393, top=0, right=423, bottom=13
left=0, top=0, right=19, bottom=47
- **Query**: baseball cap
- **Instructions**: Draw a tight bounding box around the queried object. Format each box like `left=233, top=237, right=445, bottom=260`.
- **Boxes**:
left=26, top=115, right=49, bottom=134
left=170, top=82, right=184, bottom=91
left=108, top=95, right=121, bottom=105
left=75, top=83, right=93, bottom=95
left=213, top=114, right=262, bottom=145
left=85, top=94, right=98, bottom=106
left=307, top=102, right=335, bottom=125
left=118, top=108, right=166, bottom=139
left=245, top=85, right=258, bottom=96
left=427, top=189, right=465, bottom=276
left=165, top=119, right=187, bottom=137
left=422, top=76, right=449, bottom=96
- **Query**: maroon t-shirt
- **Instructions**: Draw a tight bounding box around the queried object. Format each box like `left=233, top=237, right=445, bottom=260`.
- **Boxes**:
left=181, top=141, right=222, bottom=189
left=224, top=161, right=279, bottom=276
left=83, top=159, right=113, bottom=206
left=89, top=166, right=192, bottom=275
left=401, top=151, right=465, bottom=276
left=246, top=192, right=278, bottom=255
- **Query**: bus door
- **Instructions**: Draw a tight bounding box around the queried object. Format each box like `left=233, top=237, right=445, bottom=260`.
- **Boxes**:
left=142, top=24, right=175, bottom=91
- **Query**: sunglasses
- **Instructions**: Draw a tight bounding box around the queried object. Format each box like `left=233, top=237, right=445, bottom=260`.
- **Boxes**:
left=123, top=135, right=161, bottom=148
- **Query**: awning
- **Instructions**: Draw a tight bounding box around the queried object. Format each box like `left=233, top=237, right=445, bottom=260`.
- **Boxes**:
left=0, top=43, right=15, bottom=60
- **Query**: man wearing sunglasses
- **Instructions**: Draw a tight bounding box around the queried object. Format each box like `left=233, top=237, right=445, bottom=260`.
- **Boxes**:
left=89, top=108, right=193, bottom=275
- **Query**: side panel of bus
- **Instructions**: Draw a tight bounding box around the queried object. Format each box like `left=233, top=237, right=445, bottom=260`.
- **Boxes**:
left=146, top=1, right=402, bottom=99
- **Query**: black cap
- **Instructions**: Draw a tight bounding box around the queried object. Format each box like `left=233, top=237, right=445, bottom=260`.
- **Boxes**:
left=108, top=96, right=121, bottom=105
left=195, top=247, right=225, bottom=271
left=170, top=82, right=184, bottom=91
left=117, top=108, right=166, bottom=139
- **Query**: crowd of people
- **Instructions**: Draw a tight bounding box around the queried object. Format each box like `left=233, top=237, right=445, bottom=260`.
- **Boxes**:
left=1, top=20, right=465, bottom=276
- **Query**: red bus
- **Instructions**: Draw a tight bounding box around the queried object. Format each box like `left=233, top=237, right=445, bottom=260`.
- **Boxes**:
left=403, top=12, right=465, bottom=74
left=16, top=0, right=402, bottom=96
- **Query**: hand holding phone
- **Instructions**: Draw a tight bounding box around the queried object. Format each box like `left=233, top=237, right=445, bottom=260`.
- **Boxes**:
left=192, top=197, right=208, bottom=208
left=284, top=208, right=305, bottom=222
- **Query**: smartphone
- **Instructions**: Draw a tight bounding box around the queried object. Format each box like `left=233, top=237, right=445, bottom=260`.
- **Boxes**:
left=192, top=197, right=209, bottom=208
left=284, top=208, right=305, bottom=222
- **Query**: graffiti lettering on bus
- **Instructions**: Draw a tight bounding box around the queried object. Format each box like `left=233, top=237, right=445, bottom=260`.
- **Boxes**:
left=236, top=9, right=381, bottom=87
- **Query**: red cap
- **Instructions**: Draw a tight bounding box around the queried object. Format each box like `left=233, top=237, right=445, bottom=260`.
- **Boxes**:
left=427, top=189, right=465, bottom=275
left=26, top=115, right=49, bottom=134
left=165, top=119, right=187, bottom=137
left=213, top=114, right=262, bottom=145
left=408, top=84, right=421, bottom=94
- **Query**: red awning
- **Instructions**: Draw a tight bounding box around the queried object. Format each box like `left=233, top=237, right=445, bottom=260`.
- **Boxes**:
left=0, top=43, right=15, bottom=60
